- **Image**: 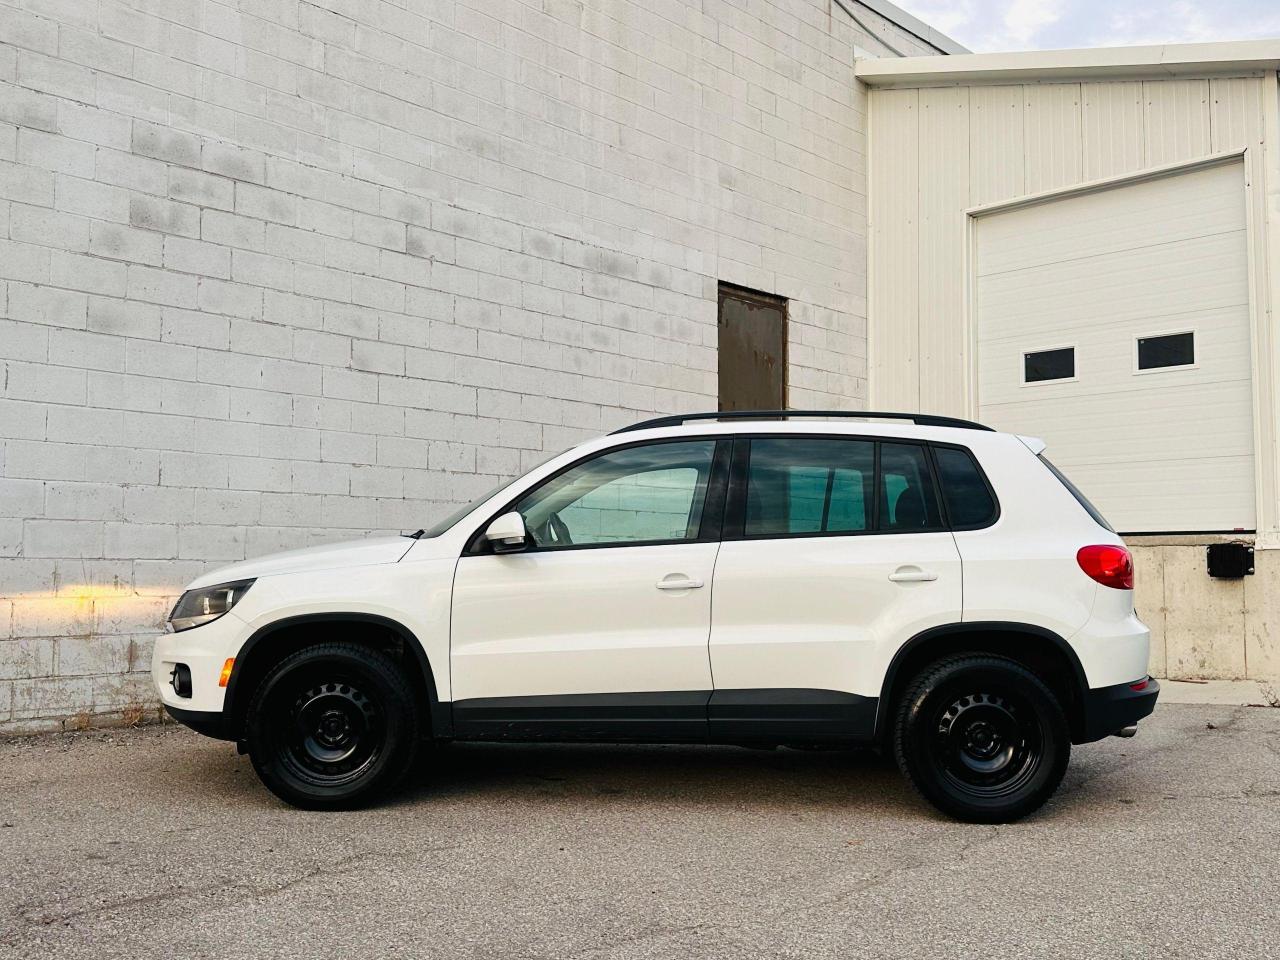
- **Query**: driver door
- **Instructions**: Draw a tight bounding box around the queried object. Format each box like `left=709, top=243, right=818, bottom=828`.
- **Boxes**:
left=449, top=438, right=729, bottom=740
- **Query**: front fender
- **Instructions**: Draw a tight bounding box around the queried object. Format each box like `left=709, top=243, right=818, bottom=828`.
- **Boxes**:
left=225, top=557, right=455, bottom=715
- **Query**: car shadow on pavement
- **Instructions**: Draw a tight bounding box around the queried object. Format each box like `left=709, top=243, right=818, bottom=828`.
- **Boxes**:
left=151, top=727, right=1120, bottom=822
left=395, top=741, right=925, bottom=816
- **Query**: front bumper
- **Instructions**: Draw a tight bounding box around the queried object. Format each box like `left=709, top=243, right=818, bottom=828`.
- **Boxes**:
left=1076, top=677, right=1160, bottom=743
left=151, top=609, right=250, bottom=715
left=164, top=704, right=235, bottom=741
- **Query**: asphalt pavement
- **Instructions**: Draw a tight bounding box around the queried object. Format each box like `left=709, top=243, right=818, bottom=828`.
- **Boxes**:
left=1, top=702, right=1278, bottom=959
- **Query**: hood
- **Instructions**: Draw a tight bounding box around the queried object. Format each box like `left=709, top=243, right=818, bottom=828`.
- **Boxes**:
left=186, top=536, right=416, bottom=590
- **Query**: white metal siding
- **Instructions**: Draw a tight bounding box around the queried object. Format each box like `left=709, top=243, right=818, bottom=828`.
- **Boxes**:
left=868, top=76, right=1272, bottom=405
left=974, top=161, right=1254, bottom=533
left=865, top=72, right=1279, bottom=537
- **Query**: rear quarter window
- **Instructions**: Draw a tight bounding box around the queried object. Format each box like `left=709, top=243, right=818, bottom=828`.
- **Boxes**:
left=933, top=446, right=998, bottom=528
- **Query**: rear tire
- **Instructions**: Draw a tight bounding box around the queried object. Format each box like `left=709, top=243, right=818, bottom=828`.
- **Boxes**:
left=245, top=642, right=419, bottom=809
left=893, top=655, right=1069, bottom=823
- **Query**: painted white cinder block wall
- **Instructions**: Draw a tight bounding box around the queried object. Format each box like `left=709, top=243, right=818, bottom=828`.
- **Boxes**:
left=0, top=0, right=948, bottom=730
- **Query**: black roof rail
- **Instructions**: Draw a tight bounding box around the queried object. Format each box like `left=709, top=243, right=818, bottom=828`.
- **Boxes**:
left=610, top=410, right=994, bottom=434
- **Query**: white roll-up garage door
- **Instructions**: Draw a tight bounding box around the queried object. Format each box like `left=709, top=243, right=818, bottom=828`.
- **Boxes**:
left=974, top=159, right=1254, bottom=534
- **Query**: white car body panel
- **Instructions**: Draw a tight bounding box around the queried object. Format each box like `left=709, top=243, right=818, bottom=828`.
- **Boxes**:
left=710, top=532, right=961, bottom=699
left=154, top=555, right=456, bottom=712
left=186, top=536, right=414, bottom=589
left=948, top=430, right=1146, bottom=687
left=450, top=542, right=719, bottom=701
left=153, top=607, right=251, bottom=713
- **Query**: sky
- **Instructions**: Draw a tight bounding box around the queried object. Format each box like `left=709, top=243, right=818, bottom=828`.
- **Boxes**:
left=895, top=0, right=1280, bottom=52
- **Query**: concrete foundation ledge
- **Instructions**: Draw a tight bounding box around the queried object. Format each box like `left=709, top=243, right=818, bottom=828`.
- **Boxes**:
left=1156, top=678, right=1280, bottom=707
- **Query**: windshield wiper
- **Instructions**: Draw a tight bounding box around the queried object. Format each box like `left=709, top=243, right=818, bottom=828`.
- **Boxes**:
left=401, top=529, right=426, bottom=539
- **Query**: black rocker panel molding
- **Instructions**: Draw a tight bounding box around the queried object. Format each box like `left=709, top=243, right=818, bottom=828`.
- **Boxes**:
left=450, top=689, right=878, bottom=744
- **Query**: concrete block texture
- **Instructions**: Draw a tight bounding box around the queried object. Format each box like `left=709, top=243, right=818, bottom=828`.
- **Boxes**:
left=1129, top=537, right=1280, bottom=683
left=0, top=0, right=947, bottom=729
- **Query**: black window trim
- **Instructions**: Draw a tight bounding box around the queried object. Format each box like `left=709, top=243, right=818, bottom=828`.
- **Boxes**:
left=463, top=435, right=732, bottom=556
left=927, top=441, right=1002, bottom=532
left=721, top=433, right=958, bottom=543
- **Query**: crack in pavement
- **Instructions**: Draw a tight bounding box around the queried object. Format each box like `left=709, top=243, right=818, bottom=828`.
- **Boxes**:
left=6, top=846, right=460, bottom=941
left=549, top=826, right=1006, bottom=960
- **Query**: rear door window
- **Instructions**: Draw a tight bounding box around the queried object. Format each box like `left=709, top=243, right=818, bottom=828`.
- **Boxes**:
left=744, top=438, right=873, bottom=536
left=878, top=443, right=943, bottom=532
left=741, top=438, right=947, bottom=537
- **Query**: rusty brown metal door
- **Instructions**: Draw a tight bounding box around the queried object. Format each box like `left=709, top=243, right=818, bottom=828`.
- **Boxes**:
left=717, top=283, right=786, bottom=412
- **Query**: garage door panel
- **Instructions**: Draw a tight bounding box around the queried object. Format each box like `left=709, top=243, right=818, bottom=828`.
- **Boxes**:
left=977, top=232, right=1249, bottom=339
left=980, top=382, right=1255, bottom=462
left=977, top=303, right=1253, bottom=406
left=975, top=159, right=1254, bottom=533
left=1059, top=456, right=1254, bottom=533
left=977, top=162, right=1247, bottom=276
left=979, top=301, right=1251, bottom=354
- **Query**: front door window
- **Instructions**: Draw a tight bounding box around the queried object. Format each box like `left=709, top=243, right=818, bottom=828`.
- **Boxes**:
left=514, top=441, right=717, bottom=548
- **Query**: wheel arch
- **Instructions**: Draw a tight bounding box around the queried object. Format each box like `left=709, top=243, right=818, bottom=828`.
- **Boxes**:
left=876, top=622, right=1089, bottom=743
left=223, top=613, right=450, bottom=741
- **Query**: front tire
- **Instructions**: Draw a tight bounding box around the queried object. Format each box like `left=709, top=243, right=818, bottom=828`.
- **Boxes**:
left=245, top=642, right=420, bottom=809
left=893, top=655, right=1069, bottom=823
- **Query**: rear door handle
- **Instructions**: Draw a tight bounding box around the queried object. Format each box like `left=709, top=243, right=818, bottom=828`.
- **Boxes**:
left=656, top=576, right=704, bottom=590
left=888, top=566, right=938, bottom=583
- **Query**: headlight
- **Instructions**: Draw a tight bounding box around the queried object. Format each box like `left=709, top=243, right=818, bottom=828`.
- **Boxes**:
left=168, top=579, right=255, bottom=632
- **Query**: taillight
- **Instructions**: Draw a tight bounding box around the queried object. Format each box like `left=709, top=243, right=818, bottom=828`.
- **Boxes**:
left=1077, top=544, right=1134, bottom=590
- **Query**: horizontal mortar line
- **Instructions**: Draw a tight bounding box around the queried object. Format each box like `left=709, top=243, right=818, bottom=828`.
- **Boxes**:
left=15, top=107, right=862, bottom=260
left=5, top=13, right=860, bottom=161
left=0, top=281, right=730, bottom=342
left=10, top=63, right=866, bottom=251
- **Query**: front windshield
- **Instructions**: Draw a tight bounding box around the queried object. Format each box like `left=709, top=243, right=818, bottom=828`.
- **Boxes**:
left=415, top=450, right=559, bottom=538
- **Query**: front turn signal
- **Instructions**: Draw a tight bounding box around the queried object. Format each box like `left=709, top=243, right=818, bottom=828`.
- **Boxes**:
left=218, top=658, right=235, bottom=687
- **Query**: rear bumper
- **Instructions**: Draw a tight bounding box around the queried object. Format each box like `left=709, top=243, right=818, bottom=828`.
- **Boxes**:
left=1076, top=677, right=1160, bottom=743
left=164, top=705, right=235, bottom=741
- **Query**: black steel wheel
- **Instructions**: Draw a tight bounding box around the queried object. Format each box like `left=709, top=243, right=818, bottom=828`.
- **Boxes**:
left=893, top=655, right=1069, bottom=823
left=245, top=643, right=419, bottom=809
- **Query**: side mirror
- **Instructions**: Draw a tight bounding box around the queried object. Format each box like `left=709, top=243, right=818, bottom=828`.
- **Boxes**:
left=484, top=512, right=528, bottom=553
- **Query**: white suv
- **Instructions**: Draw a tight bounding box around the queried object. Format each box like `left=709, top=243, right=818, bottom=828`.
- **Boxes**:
left=153, top=411, right=1157, bottom=822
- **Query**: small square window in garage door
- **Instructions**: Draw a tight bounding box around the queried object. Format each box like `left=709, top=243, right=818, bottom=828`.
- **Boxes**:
left=1137, top=332, right=1194, bottom=370
left=1023, top=347, right=1074, bottom=383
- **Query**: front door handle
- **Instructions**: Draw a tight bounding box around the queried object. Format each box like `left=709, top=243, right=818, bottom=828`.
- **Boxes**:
left=656, top=576, right=704, bottom=590
left=889, top=566, right=938, bottom=583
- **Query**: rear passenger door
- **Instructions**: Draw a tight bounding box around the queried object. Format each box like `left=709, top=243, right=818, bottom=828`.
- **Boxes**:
left=707, top=436, right=962, bottom=740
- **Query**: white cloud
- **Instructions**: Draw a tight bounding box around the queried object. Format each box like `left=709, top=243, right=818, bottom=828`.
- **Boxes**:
left=894, top=0, right=1280, bottom=52
left=1001, top=0, right=1065, bottom=47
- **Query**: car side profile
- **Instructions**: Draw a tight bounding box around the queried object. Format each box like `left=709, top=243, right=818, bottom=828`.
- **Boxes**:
left=154, top=410, right=1158, bottom=822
